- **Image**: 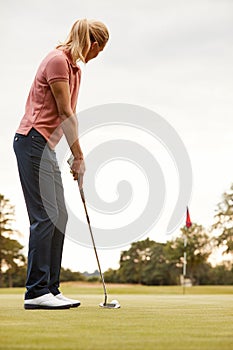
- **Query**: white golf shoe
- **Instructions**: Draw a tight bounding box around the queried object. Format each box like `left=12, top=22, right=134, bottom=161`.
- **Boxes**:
left=54, top=293, right=81, bottom=308
left=24, top=292, right=71, bottom=310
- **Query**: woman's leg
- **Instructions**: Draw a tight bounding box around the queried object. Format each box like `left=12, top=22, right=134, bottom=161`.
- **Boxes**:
left=48, top=156, right=68, bottom=295
left=13, top=129, right=59, bottom=299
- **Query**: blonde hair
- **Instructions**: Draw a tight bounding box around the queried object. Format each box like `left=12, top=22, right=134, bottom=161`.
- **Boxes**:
left=57, top=19, right=109, bottom=63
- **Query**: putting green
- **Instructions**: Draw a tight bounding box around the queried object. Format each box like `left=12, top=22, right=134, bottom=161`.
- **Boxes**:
left=0, top=284, right=232, bottom=350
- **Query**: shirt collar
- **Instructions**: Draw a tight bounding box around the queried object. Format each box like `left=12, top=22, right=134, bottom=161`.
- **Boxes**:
left=63, top=50, right=80, bottom=71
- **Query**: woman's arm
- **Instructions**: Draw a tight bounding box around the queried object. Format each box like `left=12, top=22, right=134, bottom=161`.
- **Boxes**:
left=50, top=81, right=85, bottom=184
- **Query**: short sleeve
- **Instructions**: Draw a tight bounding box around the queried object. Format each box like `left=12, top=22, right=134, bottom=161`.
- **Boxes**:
left=44, top=55, right=69, bottom=84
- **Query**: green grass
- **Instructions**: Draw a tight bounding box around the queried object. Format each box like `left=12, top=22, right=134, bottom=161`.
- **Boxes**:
left=1, top=283, right=233, bottom=295
left=0, top=284, right=232, bottom=350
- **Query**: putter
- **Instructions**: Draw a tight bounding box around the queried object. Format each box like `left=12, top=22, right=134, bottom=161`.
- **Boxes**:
left=67, top=155, right=120, bottom=309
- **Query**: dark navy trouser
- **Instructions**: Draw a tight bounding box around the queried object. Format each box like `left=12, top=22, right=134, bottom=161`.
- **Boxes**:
left=13, top=128, right=68, bottom=300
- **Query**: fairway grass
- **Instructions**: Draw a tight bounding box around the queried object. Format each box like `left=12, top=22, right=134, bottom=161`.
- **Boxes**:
left=0, top=285, right=232, bottom=350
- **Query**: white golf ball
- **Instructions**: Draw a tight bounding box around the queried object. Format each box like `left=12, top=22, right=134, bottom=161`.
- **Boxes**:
left=111, top=299, right=119, bottom=304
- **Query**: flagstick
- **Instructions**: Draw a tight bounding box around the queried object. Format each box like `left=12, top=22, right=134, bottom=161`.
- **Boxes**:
left=183, top=233, right=187, bottom=295
left=183, top=206, right=192, bottom=295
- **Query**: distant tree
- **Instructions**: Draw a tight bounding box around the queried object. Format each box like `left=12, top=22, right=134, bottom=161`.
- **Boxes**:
left=104, top=268, right=120, bottom=283
left=4, top=265, right=27, bottom=287
left=105, top=239, right=177, bottom=285
left=82, top=270, right=100, bottom=282
left=207, top=264, right=233, bottom=285
left=141, top=242, right=179, bottom=285
left=170, top=223, right=211, bottom=285
left=0, top=194, right=26, bottom=287
left=60, top=267, right=86, bottom=282
left=212, top=184, right=233, bottom=254
left=118, top=238, right=155, bottom=284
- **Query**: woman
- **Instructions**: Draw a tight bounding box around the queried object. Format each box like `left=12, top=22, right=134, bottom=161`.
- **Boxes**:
left=13, top=19, right=109, bottom=309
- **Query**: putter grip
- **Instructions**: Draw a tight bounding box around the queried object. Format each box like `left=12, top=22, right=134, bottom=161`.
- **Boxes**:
left=67, top=154, right=84, bottom=192
left=67, top=154, right=74, bottom=167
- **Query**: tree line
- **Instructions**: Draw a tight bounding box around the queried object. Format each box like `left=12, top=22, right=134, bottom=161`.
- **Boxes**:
left=0, top=184, right=232, bottom=287
left=104, top=235, right=232, bottom=285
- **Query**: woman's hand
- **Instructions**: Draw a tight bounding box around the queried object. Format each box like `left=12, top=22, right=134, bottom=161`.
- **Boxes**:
left=71, top=158, right=86, bottom=188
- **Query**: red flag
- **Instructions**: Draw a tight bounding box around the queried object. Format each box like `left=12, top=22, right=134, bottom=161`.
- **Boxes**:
left=186, top=207, right=192, bottom=228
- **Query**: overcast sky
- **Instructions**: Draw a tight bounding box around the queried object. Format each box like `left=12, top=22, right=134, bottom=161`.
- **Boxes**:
left=1, top=0, right=233, bottom=272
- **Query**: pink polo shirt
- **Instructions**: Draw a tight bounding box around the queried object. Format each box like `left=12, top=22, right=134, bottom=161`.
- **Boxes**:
left=16, top=49, right=81, bottom=148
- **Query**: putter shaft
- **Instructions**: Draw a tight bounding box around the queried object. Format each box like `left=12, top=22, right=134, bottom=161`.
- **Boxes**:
left=78, top=185, right=108, bottom=305
left=67, top=155, right=120, bottom=308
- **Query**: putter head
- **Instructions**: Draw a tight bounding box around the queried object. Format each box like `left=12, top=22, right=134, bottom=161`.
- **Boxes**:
left=99, top=300, right=121, bottom=309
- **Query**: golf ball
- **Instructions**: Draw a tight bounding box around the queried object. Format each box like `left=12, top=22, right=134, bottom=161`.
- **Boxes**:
left=111, top=300, right=119, bottom=304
